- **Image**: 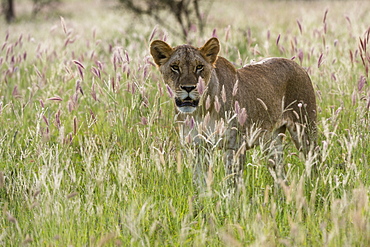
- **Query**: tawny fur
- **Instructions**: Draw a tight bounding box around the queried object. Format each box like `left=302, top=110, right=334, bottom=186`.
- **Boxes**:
left=150, top=38, right=317, bottom=188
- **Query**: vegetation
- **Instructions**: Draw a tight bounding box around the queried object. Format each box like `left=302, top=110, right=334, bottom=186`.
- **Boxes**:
left=118, top=0, right=210, bottom=39
left=1, top=0, right=15, bottom=22
left=1, top=0, right=61, bottom=22
left=0, top=0, right=369, bottom=246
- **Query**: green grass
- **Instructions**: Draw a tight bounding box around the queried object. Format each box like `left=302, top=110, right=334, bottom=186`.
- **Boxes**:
left=1, top=0, right=369, bottom=246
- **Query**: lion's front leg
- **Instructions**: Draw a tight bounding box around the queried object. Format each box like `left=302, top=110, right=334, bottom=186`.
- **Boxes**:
left=225, top=149, right=245, bottom=189
left=224, top=128, right=246, bottom=191
left=267, top=125, right=287, bottom=183
left=178, top=117, right=208, bottom=192
left=192, top=145, right=207, bottom=192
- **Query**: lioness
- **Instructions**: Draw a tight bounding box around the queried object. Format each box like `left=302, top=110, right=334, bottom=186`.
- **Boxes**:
left=150, top=37, right=317, bottom=188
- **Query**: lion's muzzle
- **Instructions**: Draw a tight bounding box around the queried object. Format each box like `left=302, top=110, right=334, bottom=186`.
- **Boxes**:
left=175, top=85, right=200, bottom=113
left=175, top=98, right=199, bottom=108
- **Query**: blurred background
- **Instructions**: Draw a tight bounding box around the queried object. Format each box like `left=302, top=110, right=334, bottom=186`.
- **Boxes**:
left=2, top=0, right=367, bottom=39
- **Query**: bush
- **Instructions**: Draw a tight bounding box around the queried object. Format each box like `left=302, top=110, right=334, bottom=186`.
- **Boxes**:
left=119, top=0, right=211, bottom=39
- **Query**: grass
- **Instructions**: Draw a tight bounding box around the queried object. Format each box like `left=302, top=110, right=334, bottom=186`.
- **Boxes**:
left=0, top=0, right=369, bottom=246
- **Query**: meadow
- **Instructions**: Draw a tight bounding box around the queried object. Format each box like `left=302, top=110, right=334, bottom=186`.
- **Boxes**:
left=0, top=0, right=369, bottom=246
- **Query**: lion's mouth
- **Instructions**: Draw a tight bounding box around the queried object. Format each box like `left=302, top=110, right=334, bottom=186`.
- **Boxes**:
left=175, top=97, right=199, bottom=108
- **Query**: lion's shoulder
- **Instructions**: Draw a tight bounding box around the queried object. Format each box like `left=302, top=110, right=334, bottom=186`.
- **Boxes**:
left=214, top=56, right=238, bottom=74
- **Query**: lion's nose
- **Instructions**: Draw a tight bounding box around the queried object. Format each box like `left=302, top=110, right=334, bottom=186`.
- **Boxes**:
left=180, top=85, right=196, bottom=93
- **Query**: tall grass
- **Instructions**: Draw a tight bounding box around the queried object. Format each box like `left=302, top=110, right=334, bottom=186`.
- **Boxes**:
left=0, top=0, right=369, bottom=246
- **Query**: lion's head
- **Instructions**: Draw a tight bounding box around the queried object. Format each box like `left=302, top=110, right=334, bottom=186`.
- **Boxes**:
left=150, top=38, right=220, bottom=113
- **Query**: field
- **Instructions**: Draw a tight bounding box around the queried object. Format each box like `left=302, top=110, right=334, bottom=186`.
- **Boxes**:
left=1, top=0, right=369, bottom=246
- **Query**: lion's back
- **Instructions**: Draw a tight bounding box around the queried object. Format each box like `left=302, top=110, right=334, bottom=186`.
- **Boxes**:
left=213, top=57, right=316, bottom=130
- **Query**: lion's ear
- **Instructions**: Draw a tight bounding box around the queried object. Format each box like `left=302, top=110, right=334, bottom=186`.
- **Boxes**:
left=150, top=40, right=173, bottom=66
left=200, top=38, right=220, bottom=64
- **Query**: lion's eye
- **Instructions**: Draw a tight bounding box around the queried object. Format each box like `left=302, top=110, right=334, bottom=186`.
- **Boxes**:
left=196, top=65, right=204, bottom=72
left=171, top=65, right=180, bottom=73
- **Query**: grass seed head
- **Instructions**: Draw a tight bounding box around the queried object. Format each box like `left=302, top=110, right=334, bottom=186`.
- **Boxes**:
left=237, top=108, right=247, bottom=126
left=7, top=212, right=17, bottom=223
left=232, top=80, right=238, bottom=96
left=214, top=96, right=221, bottom=113
left=197, top=77, right=206, bottom=95
left=221, top=85, right=226, bottom=103
left=206, top=95, right=211, bottom=110
left=166, top=84, right=174, bottom=98
left=67, top=192, right=79, bottom=199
